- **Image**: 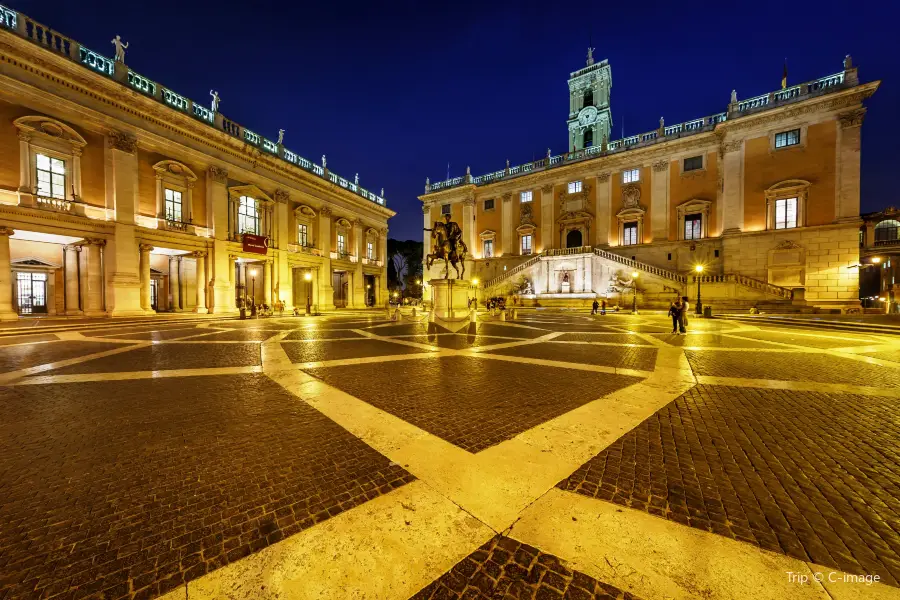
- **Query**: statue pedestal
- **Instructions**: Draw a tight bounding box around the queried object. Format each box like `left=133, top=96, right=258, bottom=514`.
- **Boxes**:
left=561, top=282, right=571, bottom=294
left=429, top=278, right=474, bottom=331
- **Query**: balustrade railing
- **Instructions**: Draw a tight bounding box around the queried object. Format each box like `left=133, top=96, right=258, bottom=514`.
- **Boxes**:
left=874, top=238, right=900, bottom=247
left=0, top=4, right=15, bottom=29
left=544, top=246, right=593, bottom=257
left=593, top=248, right=686, bottom=284
left=79, top=47, right=114, bottom=76
left=35, top=196, right=72, bottom=212
left=162, top=88, right=189, bottom=112
left=127, top=70, right=156, bottom=96
left=692, top=273, right=792, bottom=299
left=23, top=15, right=75, bottom=59
left=192, top=103, right=214, bottom=123
left=483, top=253, right=544, bottom=289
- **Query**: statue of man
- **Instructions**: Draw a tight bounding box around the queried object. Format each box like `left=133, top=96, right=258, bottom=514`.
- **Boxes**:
left=277, top=129, right=285, bottom=145
left=322, top=155, right=327, bottom=169
left=354, top=173, right=359, bottom=185
left=111, top=35, right=128, bottom=63
left=210, top=90, right=220, bottom=112
left=730, top=89, right=738, bottom=104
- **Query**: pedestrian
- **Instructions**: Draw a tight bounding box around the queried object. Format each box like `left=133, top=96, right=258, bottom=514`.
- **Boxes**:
left=681, top=295, right=690, bottom=332
left=591, top=299, right=599, bottom=315
left=601, top=299, right=607, bottom=315
left=669, top=299, right=682, bottom=334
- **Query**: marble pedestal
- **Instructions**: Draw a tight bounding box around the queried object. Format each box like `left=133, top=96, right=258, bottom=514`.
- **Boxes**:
left=429, top=278, right=474, bottom=332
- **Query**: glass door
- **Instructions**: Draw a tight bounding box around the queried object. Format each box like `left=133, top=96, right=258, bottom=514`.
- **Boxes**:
left=16, top=272, right=47, bottom=315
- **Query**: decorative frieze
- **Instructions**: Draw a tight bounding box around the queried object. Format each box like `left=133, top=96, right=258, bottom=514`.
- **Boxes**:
left=108, top=131, right=137, bottom=153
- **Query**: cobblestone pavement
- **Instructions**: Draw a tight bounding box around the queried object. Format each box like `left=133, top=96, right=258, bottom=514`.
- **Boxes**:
left=410, top=536, right=640, bottom=600
left=0, top=310, right=898, bottom=600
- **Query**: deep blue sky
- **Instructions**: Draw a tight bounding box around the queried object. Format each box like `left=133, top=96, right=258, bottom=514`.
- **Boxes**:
left=17, top=0, right=897, bottom=240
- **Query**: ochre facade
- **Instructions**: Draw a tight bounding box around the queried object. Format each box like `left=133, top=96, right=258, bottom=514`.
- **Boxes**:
left=0, top=6, right=392, bottom=320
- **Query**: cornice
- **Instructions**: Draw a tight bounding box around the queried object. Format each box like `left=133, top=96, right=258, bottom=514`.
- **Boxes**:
left=0, top=203, right=114, bottom=230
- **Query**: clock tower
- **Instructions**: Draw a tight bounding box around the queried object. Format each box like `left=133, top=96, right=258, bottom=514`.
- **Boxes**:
left=567, top=48, right=612, bottom=151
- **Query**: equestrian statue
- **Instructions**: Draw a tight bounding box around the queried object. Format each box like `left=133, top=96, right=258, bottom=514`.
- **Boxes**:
left=425, top=213, right=468, bottom=279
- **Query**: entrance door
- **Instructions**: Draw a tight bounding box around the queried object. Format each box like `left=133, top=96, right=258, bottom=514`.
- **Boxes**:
left=364, top=275, right=376, bottom=307
left=566, top=229, right=583, bottom=248
left=332, top=272, right=348, bottom=308
left=16, top=272, right=47, bottom=315
left=150, top=279, right=159, bottom=311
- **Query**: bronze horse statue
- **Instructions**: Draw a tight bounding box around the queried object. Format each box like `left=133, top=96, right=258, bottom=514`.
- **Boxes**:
left=426, top=223, right=467, bottom=279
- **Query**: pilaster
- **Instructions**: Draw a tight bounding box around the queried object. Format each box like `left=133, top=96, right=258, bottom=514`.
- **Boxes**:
left=168, top=255, right=181, bottom=311
left=193, top=251, right=208, bottom=313
left=541, top=185, right=554, bottom=250
left=352, top=219, right=365, bottom=308
left=139, top=244, right=153, bottom=313
left=105, top=223, right=144, bottom=317
left=64, top=245, right=82, bottom=315
left=80, top=238, right=106, bottom=317
left=319, top=207, right=334, bottom=309
left=594, top=174, right=610, bottom=246
left=263, top=259, right=272, bottom=305
left=207, top=166, right=235, bottom=314
left=501, top=193, right=514, bottom=255
left=721, top=139, right=744, bottom=235
left=836, top=109, right=865, bottom=222
left=650, top=161, right=669, bottom=241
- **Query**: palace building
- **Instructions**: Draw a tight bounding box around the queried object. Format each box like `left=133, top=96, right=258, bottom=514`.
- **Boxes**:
left=0, top=5, right=392, bottom=320
left=420, top=50, right=879, bottom=312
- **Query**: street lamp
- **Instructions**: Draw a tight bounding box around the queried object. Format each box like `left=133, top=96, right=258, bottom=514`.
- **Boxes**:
left=304, top=271, right=312, bottom=314
left=872, top=257, right=882, bottom=264
left=631, top=271, right=639, bottom=314
left=249, top=267, right=258, bottom=316
left=694, top=264, right=704, bottom=315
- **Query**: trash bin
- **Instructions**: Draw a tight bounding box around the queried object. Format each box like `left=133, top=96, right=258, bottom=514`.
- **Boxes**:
left=239, top=308, right=247, bottom=320
left=703, top=306, right=712, bottom=318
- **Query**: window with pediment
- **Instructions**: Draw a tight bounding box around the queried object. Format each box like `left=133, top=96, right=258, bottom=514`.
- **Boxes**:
left=228, top=185, right=274, bottom=240
left=14, top=116, right=87, bottom=204
left=765, top=180, right=809, bottom=231
left=153, top=160, right=198, bottom=227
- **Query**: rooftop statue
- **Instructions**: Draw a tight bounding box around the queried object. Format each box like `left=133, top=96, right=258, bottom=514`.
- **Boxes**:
left=586, top=47, right=595, bottom=66
left=111, top=35, right=128, bottom=63
left=322, top=155, right=327, bottom=169
left=425, top=214, right=468, bottom=279
left=210, top=90, right=220, bottom=112
left=730, top=89, right=738, bottom=104
left=277, top=129, right=285, bottom=145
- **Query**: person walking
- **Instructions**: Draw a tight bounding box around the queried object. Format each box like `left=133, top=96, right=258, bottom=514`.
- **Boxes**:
left=591, top=299, right=599, bottom=315
left=601, top=299, right=607, bottom=315
left=669, top=299, right=682, bottom=334
left=681, top=295, right=690, bottom=332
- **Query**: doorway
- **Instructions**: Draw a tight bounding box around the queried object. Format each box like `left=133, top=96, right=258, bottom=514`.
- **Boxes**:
left=150, top=279, right=159, bottom=311
left=332, top=271, right=348, bottom=308
left=566, top=229, right=583, bottom=248
left=16, top=272, right=47, bottom=315
left=364, top=275, right=376, bottom=307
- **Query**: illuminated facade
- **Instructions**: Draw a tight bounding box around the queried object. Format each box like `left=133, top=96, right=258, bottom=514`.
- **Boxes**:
left=0, top=5, right=392, bottom=320
left=860, top=207, right=900, bottom=312
left=420, top=50, right=879, bottom=311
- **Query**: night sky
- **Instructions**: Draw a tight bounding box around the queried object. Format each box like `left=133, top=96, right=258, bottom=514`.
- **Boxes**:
left=16, top=0, right=897, bottom=240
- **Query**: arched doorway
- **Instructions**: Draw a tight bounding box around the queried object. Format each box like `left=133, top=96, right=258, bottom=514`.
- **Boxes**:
left=566, top=230, right=583, bottom=248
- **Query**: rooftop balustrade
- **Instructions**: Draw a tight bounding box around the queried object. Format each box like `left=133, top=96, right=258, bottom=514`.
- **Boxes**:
left=0, top=4, right=388, bottom=208
left=424, top=65, right=853, bottom=194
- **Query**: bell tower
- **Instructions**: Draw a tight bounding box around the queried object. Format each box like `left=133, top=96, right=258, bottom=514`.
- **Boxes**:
left=567, top=48, right=612, bottom=151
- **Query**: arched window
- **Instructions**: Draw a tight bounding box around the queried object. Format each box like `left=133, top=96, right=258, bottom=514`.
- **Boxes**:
left=875, top=219, right=899, bottom=244
left=583, top=89, right=593, bottom=107
left=238, top=196, right=259, bottom=234
left=583, top=129, right=593, bottom=147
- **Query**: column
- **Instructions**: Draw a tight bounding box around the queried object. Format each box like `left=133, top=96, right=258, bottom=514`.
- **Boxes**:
left=836, top=109, right=865, bottom=222
left=462, top=196, right=476, bottom=256
left=228, top=255, right=237, bottom=308
left=207, top=167, right=235, bottom=313
left=81, top=239, right=106, bottom=317
left=501, top=193, right=514, bottom=255
left=274, top=195, right=292, bottom=309
left=65, top=245, right=82, bottom=315
left=0, top=227, right=17, bottom=321
left=139, top=244, right=153, bottom=312
left=168, top=256, right=180, bottom=311
left=379, top=228, right=389, bottom=306
left=263, top=260, right=272, bottom=305
left=319, top=207, right=334, bottom=309
left=721, top=140, right=744, bottom=234
left=594, top=175, right=610, bottom=246
left=177, top=256, right=185, bottom=310
left=194, top=252, right=208, bottom=313
left=422, top=203, right=432, bottom=278
left=541, top=185, right=554, bottom=251
left=650, top=160, right=669, bottom=241
left=352, top=219, right=364, bottom=308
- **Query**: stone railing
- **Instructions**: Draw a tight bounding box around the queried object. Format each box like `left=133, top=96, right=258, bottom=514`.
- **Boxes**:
left=35, top=196, right=71, bottom=212
left=424, top=66, right=850, bottom=194
left=161, top=218, right=192, bottom=233
left=731, top=274, right=793, bottom=300
left=544, top=245, right=593, bottom=257
left=874, top=239, right=900, bottom=248
left=594, top=248, right=686, bottom=284
left=287, top=243, right=323, bottom=256
left=0, top=4, right=387, bottom=208
left=362, top=257, right=383, bottom=266
left=483, top=253, right=543, bottom=289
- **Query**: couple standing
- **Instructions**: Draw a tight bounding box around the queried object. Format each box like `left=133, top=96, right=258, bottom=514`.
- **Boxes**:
left=668, top=296, right=691, bottom=334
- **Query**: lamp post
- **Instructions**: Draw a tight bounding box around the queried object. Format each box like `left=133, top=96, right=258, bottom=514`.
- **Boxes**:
left=304, top=271, right=312, bottom=314
left=631, top=271, right=639, bottom=314
left=694, top=264, right=704, bottom=315
left=249, top=267, right=258, bottom=317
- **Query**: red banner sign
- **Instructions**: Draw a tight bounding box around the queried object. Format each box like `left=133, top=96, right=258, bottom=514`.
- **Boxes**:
left=242, top=234, right=269, bottom=255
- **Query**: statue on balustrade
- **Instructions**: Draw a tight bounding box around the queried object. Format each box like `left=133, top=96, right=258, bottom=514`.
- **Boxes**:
left=210, top=90, right=221, bottom=112
left=111, top=35, right=128, bottom=63
left=424, top=214, right=468, bottom=280
left=277, top=129, right=285, bottom=145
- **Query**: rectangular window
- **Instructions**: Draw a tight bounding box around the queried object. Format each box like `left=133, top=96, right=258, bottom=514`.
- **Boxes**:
left=521, top=235, right=532, bottom=255
left=623, top=222, right=638, bottom=245
left=441, top=204, right=451, bottom=215
left=623, top=168, right=640, bottom=184
left=164, top=188, right=183, bottom=222
left=337, top=234, right=346, bottom=255
left=774, top=128, right=800, bottom=148
left=520, top=190, right=532, bottom=203
left=483, top=239, right=493, bottom=258
left=36, top=153, right=66, bottom=199
left=366, top=241, right=374, bottom=260
left=567, top=181, right=582, bottom=194
left=237, top=196, right=259, bottom=235
left=684, top=213, right=702, bottom=240
left=683, top=156, right=703, bottom=172
left=774, top=198, right=798, bottom=229
left=484, top=198, right=495, bottom=211
left=298, top=223, right=308, bottom=247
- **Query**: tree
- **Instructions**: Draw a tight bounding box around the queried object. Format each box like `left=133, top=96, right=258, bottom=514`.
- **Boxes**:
left=387, top=239, right=423, bottom=294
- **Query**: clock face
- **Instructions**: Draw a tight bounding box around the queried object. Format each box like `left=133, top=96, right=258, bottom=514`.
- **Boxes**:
left=578, top=105, right=598, bottom=126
